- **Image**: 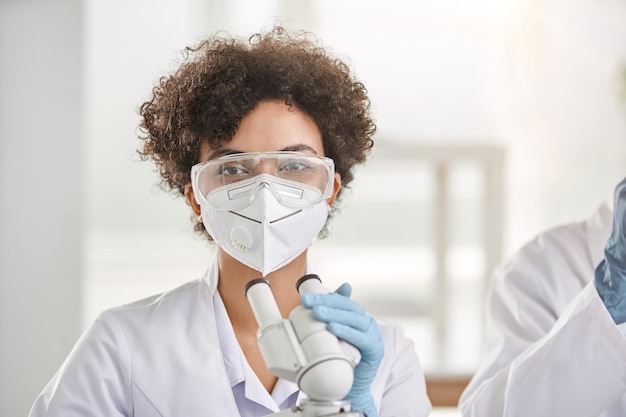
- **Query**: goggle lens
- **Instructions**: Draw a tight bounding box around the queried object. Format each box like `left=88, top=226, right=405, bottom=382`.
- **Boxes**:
left=191, top=152, right=335, bottom=209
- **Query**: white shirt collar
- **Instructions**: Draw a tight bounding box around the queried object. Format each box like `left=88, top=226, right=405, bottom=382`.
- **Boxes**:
left=208, top=256, right=300, bottom=412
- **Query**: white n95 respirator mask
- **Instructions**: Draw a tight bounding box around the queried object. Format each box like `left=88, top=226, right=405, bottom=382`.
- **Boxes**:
left=190, top=152, right=336, bottom=276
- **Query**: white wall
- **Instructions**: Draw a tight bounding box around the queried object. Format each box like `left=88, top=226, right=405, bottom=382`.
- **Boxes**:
left=311, top=0, right=626, bottom=254
left=0, top=0, right=82, bottom=415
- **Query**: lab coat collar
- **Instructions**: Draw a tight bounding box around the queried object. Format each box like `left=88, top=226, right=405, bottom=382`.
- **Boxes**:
left=203, top=252, right=220, bottom=295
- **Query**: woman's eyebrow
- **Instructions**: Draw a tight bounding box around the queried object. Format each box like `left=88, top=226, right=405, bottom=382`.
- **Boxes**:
left=207, top=149, right=242, bottom=160
left=208, top=144, right=319, bottom=160
left=281, top=144, right=318, bottom=154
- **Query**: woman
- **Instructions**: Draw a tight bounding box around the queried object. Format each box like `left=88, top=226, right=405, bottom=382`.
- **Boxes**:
left=29, top=26, right=431, bottom=417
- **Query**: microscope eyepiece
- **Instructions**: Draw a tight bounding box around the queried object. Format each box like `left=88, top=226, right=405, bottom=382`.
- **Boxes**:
left=296, top=274, right=321, bottom=292
left=244, top=278, right=269, bottom=296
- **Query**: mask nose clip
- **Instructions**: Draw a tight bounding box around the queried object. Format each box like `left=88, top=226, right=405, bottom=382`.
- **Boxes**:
left=258, top=180, right=271, bottom=191
left=248, top=178, right=282, bottom=206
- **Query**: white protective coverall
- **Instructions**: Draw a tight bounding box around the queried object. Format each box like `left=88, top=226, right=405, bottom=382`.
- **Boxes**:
left=460, top=197, right=626, bottom=417
left=30, top=257, right=432, bottom=417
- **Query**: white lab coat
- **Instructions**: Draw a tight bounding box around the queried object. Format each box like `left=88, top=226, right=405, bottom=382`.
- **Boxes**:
left=30, top=257, right=432, bottom=417
left=460, top=198, right=626, bottom=417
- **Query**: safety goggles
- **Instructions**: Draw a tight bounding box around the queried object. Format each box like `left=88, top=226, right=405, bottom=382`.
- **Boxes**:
left=191, top=152, right=335, bottom=209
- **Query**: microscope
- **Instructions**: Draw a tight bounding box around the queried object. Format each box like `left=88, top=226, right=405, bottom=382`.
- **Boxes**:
left=245, top=274, right=364, bottom=417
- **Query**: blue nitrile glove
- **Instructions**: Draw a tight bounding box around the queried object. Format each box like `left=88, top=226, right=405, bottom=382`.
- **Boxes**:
left=595, top=176, right=626, bottom=325
left=301, top=283, right=384, bottom=417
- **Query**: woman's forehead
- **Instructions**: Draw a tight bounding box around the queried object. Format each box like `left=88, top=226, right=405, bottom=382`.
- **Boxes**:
left=200, top=100, right=324, bottom=162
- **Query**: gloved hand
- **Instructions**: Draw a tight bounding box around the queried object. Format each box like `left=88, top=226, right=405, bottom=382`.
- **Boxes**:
left=301, top=283, right=384, bottom=417
left=595, top=176, right=626, bottom=325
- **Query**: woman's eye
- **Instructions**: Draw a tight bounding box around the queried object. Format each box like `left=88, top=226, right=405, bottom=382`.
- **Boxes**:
left=217, top=165, right=248, bottom=176
left=280, top=160, right=311, bottom=172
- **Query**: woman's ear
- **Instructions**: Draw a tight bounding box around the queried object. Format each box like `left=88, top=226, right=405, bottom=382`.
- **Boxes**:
left=327, top=173, right=342, bottom=207
left=184, top=183, right=202, bottom=219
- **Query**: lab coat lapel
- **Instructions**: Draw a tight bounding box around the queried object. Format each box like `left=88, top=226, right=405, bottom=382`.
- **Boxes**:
left=199, top=259, right=242, bottom=416
left=129, top=260, right=241, bottom=416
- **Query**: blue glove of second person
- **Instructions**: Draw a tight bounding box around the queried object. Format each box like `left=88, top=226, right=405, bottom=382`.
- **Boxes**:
left=595, top=176, right=626, bottom=325
left=301, top=283, right=384, bottom=417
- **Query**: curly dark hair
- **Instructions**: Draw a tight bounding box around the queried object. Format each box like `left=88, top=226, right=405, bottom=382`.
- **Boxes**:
left=138, top=26, right=376, bottom=238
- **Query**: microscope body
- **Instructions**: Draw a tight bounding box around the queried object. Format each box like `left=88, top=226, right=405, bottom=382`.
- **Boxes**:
left=271, top=399, right=361, bottom=417
left=245, top=274, right=363, bottom=417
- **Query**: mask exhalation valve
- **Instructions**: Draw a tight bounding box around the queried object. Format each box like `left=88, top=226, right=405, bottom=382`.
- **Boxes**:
left=230, top=224, right=256, bottom=252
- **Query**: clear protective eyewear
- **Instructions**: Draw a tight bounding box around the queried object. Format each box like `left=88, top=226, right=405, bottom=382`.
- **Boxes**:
left=191, top=152, right=336, bottom=209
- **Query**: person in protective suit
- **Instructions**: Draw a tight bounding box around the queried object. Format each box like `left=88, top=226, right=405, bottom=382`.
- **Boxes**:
left=460, top=175, right=626, bottom=417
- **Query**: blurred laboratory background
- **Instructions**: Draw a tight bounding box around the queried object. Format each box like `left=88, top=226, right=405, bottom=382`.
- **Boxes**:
left=2, top=0, right=626, bottom=416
